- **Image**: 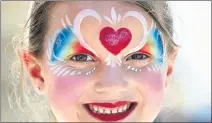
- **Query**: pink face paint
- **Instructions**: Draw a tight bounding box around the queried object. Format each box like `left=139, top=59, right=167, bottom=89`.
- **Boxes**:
left=50, top=75, right=85, bottom=97
left=99, top=27, right=132, bottom=55
left=48, top=75, right=87, bottom=121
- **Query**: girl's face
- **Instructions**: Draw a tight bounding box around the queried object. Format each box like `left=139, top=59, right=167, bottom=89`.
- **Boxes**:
left=38, top=1, right=171, bottom=122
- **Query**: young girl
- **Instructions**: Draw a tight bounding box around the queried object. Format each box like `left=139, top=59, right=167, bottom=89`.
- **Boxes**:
left=10, top=1, right=178, bottom=122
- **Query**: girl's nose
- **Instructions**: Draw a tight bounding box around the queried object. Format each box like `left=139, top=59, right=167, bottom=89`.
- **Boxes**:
left=94, top=66, right=128, bottom=93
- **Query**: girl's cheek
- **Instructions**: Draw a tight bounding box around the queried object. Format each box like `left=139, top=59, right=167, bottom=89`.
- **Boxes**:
left=125, top=68, right=166, bottom=106
left=48, top=75, right=87, bottom=107
left=140, top=72, right=165, bottom=107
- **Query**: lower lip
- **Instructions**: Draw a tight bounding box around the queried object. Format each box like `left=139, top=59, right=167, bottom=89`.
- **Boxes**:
left=84, top=102, right=137, bottom=122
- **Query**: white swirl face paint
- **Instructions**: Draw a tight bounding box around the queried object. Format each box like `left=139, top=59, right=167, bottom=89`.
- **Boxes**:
left=104, top=7, right=122, bottom=25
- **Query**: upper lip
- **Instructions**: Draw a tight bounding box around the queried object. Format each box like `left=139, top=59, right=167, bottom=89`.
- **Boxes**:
left=82, top=96, right=137, bottom=104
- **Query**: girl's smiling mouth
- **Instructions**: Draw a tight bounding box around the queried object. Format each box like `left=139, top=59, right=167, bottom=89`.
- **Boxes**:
left=83, top=101, right=137, bottom=121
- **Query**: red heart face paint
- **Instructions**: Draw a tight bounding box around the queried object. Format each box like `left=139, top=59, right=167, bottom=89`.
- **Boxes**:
left=99, top=27, right=132, bottom=55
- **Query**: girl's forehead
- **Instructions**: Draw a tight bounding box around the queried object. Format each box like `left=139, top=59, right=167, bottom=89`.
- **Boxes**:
left=45, top=1, right=161, bottom=59
left=48, top=1, right=153, bottom=28
left=52, top=1, right=150, bottom=14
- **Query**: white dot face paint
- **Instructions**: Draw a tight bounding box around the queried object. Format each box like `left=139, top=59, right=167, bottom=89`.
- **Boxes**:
left=123, top=63, right=164, bottom=73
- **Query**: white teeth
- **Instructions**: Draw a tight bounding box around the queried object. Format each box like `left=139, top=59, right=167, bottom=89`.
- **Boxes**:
left=98, top=108, right=104, bottom=113
left=123, top=105, right=128, bottom=111
left=127, top=104, right=130, bottom=109
left=89, top=105, right=93, bottom=110
left=88, top=103, right=132, bottom=114
left=118, top=107, right=123, bottom=113
left=105, top=108, right=111, bottom=114
left=112, top=109, right=118, bottom=114
left=93, top=106, right=98, bottom=112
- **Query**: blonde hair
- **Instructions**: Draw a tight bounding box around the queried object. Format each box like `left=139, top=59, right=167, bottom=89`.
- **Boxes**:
left=8, top=1, right=178, bottom=122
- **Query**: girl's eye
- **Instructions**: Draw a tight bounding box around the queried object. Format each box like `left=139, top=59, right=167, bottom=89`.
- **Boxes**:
left=68, top=54, right=94, bottom=62
left=126, top=53, right=150, bottom=61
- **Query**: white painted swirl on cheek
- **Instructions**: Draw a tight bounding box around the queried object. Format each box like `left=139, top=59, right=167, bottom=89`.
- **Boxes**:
left=47, top=61, right=96, bottom=76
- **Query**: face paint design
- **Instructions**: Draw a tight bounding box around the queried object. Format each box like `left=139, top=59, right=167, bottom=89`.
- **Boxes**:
left=99, top=27, right=132, bottom=55
left=47, top=7, right=165, bottom=77
left=104, top=7, right=121, bottom=25
left=50, top=27, right=77, bottom=62
left=47, top=24, right=97, bottom=76
left=125, top=64, right=161, bottom=73
left=124, top=26, right=165, bottom=73
left=47, top=7, right=105, bottom=77
left=137, top=28, right=164, bottom=64
left=103, top=7, right=149, bottom=68
left=46, top=4, right=167, bottom=122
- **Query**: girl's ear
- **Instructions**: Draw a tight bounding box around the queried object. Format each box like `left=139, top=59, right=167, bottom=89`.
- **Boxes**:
left=19, top=50, right=46, bottom=94
left=166, top=48, right=178, bottom=86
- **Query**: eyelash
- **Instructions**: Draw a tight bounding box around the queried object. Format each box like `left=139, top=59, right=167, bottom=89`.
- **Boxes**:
left=125, top=52, right=151, bottom=61
left=66, top=52, right=150, bottom=63
left=67, top=54, right=95, bottom=62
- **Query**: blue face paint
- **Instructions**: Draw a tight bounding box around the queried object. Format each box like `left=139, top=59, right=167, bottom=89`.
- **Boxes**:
left=138, top=28, right=164, bottom=65
left=50, top=27, right=78, bottom=62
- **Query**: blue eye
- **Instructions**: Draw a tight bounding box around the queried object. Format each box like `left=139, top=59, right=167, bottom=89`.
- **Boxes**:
left=126, top=53, right=150, bottom=61
left=69, top=54, right=94, bottom=62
